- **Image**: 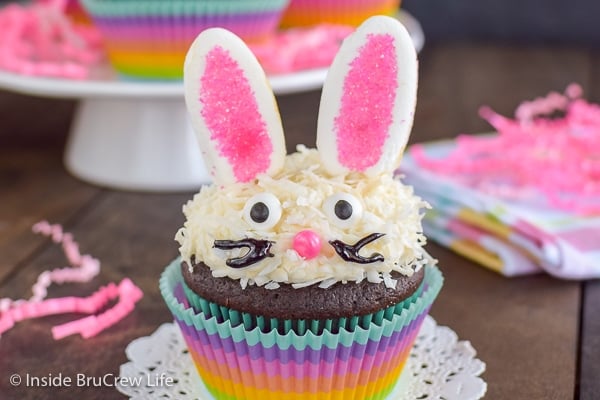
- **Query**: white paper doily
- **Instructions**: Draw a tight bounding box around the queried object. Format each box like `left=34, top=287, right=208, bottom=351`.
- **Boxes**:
left=116, top=316, right=486, bottom=400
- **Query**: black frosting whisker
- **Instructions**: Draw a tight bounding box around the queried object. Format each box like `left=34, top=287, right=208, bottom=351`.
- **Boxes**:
left=329, top=233, right=386, bottom=264
left=213, top=238, right=274, bottom=268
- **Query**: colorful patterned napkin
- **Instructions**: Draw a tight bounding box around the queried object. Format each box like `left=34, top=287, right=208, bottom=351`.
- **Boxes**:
left=400, top=81, right=600, bottom=281
left=401, top=138, right=600, bottom=279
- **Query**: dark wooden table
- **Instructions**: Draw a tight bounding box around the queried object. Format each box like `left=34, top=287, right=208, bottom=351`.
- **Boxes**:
left=0, top=41, right=599, bottom=400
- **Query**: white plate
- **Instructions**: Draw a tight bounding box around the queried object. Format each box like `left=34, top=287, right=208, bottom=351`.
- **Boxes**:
left=0, top=11, right=423, bottom=99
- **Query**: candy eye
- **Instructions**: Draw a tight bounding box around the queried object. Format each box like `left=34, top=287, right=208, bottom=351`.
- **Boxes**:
left=323, top=193, right=363, bottom=228
left=243, top=193, right=282, bottom=230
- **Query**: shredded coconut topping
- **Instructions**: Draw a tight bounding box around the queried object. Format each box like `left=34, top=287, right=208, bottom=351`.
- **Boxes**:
left=176, top=146, right=430, bottom=289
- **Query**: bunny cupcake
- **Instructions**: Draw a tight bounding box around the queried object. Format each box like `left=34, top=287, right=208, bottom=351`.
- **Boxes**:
left=160, top=15, right=443, bottom=399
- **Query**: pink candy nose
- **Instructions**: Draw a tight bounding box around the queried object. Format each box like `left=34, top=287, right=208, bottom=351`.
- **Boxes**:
left=293, top=230, right=322, bottom=260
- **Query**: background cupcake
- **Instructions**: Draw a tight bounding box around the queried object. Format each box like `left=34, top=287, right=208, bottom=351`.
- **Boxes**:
left=280, top=0, right=401, bottom=28
left=80, top=0, right=290, bottom=79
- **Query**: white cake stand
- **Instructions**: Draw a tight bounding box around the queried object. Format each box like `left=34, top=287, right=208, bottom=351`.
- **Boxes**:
left=0, top=11, right=424, bottom=191
left=0, top=64, right=335, bottom=191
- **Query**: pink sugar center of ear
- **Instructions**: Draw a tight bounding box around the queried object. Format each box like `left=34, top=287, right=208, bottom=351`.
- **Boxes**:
left=200, top=46, right=272, bottom=182
left=334, top=34, right=398, bottom=171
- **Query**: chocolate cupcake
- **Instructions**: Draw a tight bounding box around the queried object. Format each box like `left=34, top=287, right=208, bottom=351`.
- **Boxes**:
left=182, top=259, right=424, bottom=321
left=160, top=15, right=442, bottom=399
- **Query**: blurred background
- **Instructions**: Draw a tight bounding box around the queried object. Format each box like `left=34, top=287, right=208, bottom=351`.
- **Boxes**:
left=404, top=0, right=600, bottom=44
left=1, top=0, right=599, bottom=151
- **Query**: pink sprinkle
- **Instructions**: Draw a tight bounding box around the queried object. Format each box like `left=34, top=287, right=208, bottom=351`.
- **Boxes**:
left=200, top=46, right=272, bottom=183
left=334, top=34, right=398, bottom=171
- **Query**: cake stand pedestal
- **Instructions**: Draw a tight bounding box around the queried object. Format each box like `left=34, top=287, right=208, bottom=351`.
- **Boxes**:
left=66, top=96, right=207, bottom=191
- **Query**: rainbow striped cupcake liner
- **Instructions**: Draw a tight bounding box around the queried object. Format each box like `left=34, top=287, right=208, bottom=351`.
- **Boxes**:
left=160, top=258, right=443, bottom=400
left=80, top=0, right=290, bottom=79
left=280, top=0, right=400, bottom=28
left=180, top=271, right=425, bottom=335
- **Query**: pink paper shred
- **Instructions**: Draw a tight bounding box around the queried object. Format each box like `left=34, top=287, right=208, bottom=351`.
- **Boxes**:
left=0, top=221, right=143, bottom=340
left=411, top=84, right=600, bottom=214
left=249, top=24, right=353, bottom=75
left=0, top=0, right=104, bottom=79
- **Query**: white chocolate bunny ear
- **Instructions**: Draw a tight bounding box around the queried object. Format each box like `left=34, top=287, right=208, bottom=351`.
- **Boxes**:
left=316, top=16, right=418, bottom=176
left=184, top=28, right=286, bottom=184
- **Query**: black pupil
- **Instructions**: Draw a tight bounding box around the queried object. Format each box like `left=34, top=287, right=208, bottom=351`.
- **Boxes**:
left=334, top=200, right=353, bottom=220
left=250, top=202, right=269, bottom=223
